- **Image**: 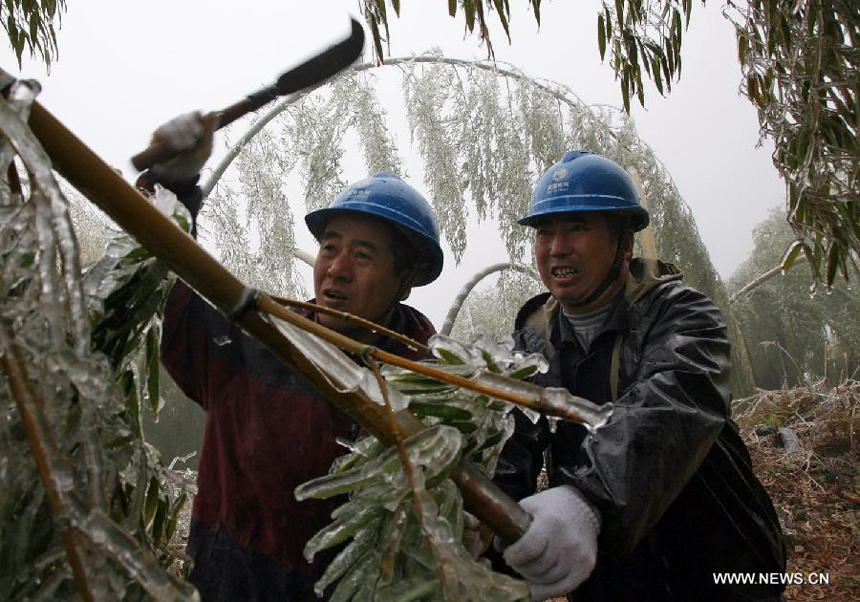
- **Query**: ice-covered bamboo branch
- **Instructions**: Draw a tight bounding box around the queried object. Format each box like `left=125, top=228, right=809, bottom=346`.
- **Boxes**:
left=258, top=295, right=612, bottom=429
left=0, top=327, right=93, bottom=602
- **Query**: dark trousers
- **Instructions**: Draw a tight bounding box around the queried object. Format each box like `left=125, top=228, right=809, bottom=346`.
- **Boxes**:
left=187, top=520, right=319, bottom=602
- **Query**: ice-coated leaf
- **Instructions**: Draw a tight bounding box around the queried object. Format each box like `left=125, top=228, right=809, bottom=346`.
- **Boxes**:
left=304, top=503, right=385, bottom=561
left=410, top=401, right=473, bottom=421
left=313, top=526, right=378, bottom=595
left=329, top=550, right=381, bottom=602
left=296, top=425, right=462, bottom=501
left=145, top=325, right=162, bottom=418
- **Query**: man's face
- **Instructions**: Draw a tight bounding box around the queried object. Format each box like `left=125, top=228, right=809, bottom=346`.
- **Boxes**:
left=533, top=212, right=627, bottom=314
left=313, top=214, right=403, bottom=332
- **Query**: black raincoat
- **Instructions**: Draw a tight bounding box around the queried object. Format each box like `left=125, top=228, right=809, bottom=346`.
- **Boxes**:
left=494, top=258, right=785, bottom=601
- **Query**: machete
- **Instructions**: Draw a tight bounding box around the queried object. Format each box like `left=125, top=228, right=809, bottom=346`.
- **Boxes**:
left=131, top=17, right=365, bottom=172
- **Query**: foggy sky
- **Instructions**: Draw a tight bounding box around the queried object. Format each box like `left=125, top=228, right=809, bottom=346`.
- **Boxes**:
left=1, top=1, right=786, bottom=326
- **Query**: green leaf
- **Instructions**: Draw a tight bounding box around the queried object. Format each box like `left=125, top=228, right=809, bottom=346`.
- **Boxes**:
left=665, top=38, right=675, bottom=76
left=367, top=14, right=384, bottom=62
left=509, top=364, right=539, bottom=380
left=621, top=69, right=631, bottom=113
left=747, top=74, right=759, bottom=104
left=165, top=494, right=187, bottom=542
left=145, top=325, right=161, bottom=417
left=374, top=0, right=387, bottom=22
left=652, top=57, right=664, bottom=94
left=143, top=476, right=159, bottom=528
left=435, top=348, right=466, bottom=365
left=151, top=498, right=168, bottom=545
left=635, top=65, right=644, bottom=106
left=29, top=11, right=39, bottom=43
left=464, top=0, right=476, bottom=31
left=532, top=0, right=541, bottom=26
left=492, top=0, right=511, bottom=40
left=314, top=528, right=378, bottom=595
left=598, top=14, right=607, bottom=60
left=119, top=369, right=142, bottom=438
left=475, top=430, right=504, bottom=451
left=305, top=504, right=385, bottom=556
left=780, top=241, right=806, bottom=273
left=780, top=15, right=791, bottom=47
left=615, top=0, right=624, bottom=28
left=410, top=402, right=473, bottom=421
left=628, top=0, right=640, bottom=22
left=825, top=242, right=839, bottom=287
left=605, top=6, right=612, bottom=40
left=450, top=420, right=478, bottom=434
left=808, top=241, right=824, bottom=282
left=448, top=0, right=456, bottom=17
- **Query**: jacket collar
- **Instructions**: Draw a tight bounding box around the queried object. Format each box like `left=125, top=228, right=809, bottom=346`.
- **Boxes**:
left=306, top=300, right=436, bottom=360
left=517, top=258, right=684, bottom=343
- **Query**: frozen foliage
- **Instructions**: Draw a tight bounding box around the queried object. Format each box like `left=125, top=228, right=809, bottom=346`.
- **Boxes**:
left=295, top=333, right=558, bottom=601
left=337, top=73, right=402, bottom=177
left=402, top=59, right=469, bottom=260
left=727, top=0, right=858, bottom=288
left=728, top=208, right=859, bottom=389
left=205, top=125, right=304, bottom=299
left=0, top=85, right=197, bottom=600
left=286, top=92, right=350, bottom=213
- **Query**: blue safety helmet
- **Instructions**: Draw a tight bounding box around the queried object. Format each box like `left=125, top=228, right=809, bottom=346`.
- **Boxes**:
left=305, top=173, right=444, bottom=287
left=519, top=150, right=650, bottom=231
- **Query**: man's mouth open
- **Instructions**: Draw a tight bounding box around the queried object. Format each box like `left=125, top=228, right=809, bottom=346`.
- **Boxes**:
left=322, top=289, right=348, bottom=303
left=551, top=266, right=579, bottom=279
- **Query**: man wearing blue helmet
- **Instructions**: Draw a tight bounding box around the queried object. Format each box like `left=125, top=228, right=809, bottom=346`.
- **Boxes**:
left=139, top=114, right=443, bottom=600
left=493, top=151, right=785, bottom=601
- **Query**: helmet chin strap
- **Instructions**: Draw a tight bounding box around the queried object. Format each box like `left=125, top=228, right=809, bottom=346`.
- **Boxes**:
left=372, top=260, right=420, bottom=330
left=570, top=225, right=629, bottom=308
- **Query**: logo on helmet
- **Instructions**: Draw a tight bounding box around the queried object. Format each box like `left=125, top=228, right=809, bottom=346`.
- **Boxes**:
left=552, top=167, right=569, bottom=182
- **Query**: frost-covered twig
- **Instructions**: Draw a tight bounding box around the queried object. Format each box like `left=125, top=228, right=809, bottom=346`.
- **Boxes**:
left=271, top=295, right=429, bottom=355
left=441, top=262, right=540, bottom=336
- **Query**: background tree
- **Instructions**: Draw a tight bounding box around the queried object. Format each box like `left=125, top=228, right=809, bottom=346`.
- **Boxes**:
left=1, top=0, right=67, bottom=68
left=359, top=0, right=859, bottom=287
left=67, top=185, right=108, bottom=266
left=729, top=207, right=859, bottom=390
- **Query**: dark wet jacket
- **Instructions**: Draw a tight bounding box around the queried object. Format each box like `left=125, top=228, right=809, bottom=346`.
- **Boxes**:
left=494, top=258, right=785, bottom=601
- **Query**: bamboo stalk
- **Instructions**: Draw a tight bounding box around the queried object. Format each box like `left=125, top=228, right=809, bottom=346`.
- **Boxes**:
left=258, top=294, right=603, bottom=427
left=271, top=296, right=429, bottom=355
left=0, top=327, right=93, bottom=602
left=27, top=100, right=532, bottom=543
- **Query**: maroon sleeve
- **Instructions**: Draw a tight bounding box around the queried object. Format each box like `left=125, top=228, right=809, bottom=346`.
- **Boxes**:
left=161, top=280, right=210, bottom=409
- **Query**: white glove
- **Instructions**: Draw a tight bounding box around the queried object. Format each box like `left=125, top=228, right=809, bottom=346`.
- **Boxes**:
left=502, top=485, right=600, bottom=601
left=148, top=111, right=214, bottom=186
